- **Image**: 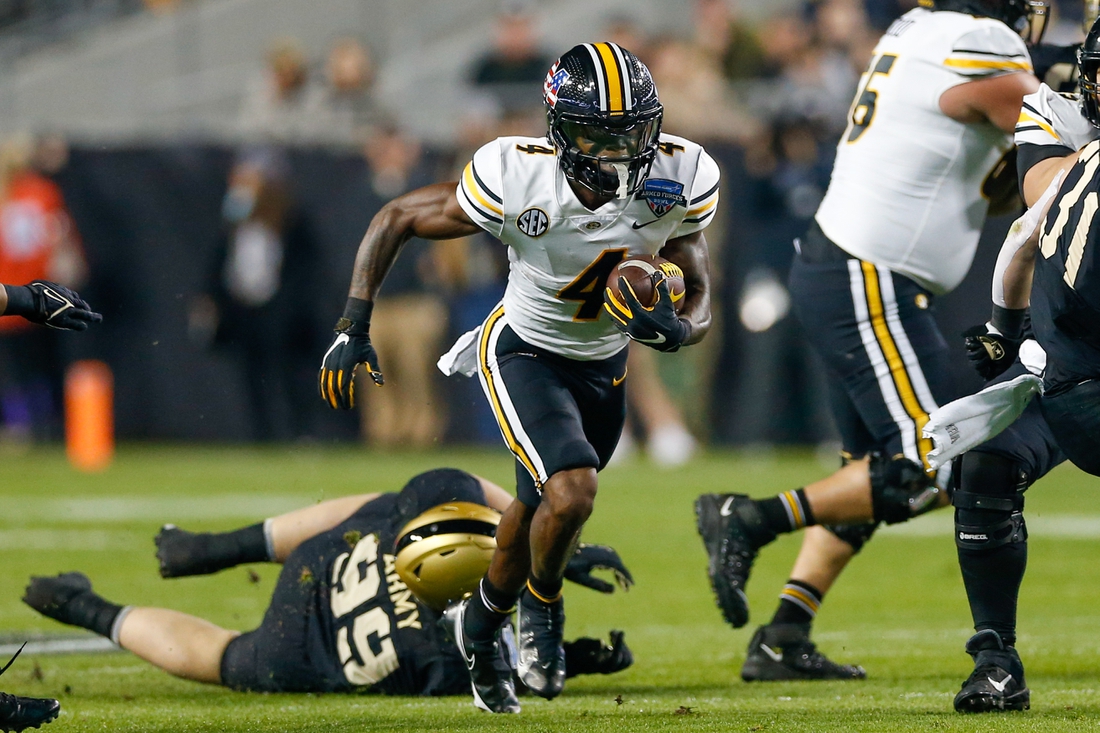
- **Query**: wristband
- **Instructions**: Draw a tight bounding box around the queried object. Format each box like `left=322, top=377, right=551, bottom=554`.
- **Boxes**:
left=335, top=298, right=373, bottom=334
left=990, top=305, right=1026, bottom=340
left=2, top=285, right=34, bottom=318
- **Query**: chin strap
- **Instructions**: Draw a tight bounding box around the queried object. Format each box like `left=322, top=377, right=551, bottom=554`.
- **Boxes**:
left=612, top=163, right=630, bottom=199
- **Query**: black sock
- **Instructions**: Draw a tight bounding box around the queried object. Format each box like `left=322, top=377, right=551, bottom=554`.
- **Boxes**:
left=526, top=575, right=562, bottom=604
left=770, top=579, right=824, bottom=626
left=464, top=577, right=519, bottom=642
left=59, top=590, right=122, bottom=639
left=162, top=522, right=269, bottom=576
left=205, top=522, right=269, bottom=567
left=958, top=538, right=1026, bottom=646
left=757, top=489, right=815, bottom=535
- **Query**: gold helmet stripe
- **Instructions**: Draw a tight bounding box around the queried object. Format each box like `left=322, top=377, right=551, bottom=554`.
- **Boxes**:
left=608, top=42, right=634, bottom=110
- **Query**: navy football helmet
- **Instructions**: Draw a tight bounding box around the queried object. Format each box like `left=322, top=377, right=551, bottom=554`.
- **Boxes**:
left=930, top=0, right=1048, bottom=44
left=1081, top=16, right=1100, bottom=127
left=542, top=43, right=662, bottom=199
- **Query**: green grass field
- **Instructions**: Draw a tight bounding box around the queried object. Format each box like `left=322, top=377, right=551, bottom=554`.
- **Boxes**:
left=0, top=445, right=1098, bottom=731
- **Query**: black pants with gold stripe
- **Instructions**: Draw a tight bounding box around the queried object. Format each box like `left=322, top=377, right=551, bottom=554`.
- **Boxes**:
left=477, top=307, right=627, bottom=508
left=789, top=250, right=956, bottom=477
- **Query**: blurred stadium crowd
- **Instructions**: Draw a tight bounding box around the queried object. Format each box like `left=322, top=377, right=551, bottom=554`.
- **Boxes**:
left=0, top=0, right=1086, bottom=451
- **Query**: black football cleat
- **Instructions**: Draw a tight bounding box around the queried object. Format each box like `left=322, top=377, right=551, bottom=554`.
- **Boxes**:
left=516, top=589, right=567, bottom=699
left=954, top=630, right=1029, bottom=713
left=441, top=600, right=520, bottom=714
left=0, top=693, right=59, bottom=732
left=741, top=623, right=866, bottom=682
left=155, top=525, right=220, bottom=578
left=21, top=573, right=92, bottom=625
left=695, top=493, right=776, bottom=628
left=0, top=644, right=60, bottom=732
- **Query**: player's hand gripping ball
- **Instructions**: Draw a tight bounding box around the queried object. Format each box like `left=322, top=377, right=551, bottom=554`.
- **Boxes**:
left=603, top=255, right=688, bottom=352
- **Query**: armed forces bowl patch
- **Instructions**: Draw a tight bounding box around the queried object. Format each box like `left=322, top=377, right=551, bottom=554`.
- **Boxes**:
left=639, top=178, right=686, bottom=217
left=518, top=207, right=550, bottom=237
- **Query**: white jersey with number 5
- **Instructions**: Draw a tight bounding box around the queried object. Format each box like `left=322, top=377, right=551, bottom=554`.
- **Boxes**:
left=451, top=133, right=720, bottom=360
left=814, top=7, right=1031, bottom=295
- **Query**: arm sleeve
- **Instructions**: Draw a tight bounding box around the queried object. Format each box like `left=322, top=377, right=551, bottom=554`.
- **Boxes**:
left=455, top=140, right=505, bottom=239
left=992, top=171, right=1062, bottom=307
left=673, top=150, right=721, bottom=238
left=943, top=24, right=1032, bottom=78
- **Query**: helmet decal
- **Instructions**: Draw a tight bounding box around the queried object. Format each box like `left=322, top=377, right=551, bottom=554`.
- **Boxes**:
left=543, top=61, right=569, bottom=109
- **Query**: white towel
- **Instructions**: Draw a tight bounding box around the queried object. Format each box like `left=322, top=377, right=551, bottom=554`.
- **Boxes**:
left=437, top=326, right=482, bottom=378
left=923, top=372, right=1044, bottom=470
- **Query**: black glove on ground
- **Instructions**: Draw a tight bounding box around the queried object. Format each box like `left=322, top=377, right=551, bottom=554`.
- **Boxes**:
left=564, top=543, right=634, bottom=593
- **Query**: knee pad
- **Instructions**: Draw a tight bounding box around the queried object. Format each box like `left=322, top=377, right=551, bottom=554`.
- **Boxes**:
left=953, top=451, right=1029, bottom=551
left=824, top=522, right=878, bottom=553
left=869, top=452, right=940, bottom=525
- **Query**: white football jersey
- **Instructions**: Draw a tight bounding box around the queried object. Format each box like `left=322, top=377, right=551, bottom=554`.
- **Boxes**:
left=814, top=7, right=1031, bottom=295
left=453, top=133, right=720, bottom=360
left=1015, top=83, right=1099, bottom=152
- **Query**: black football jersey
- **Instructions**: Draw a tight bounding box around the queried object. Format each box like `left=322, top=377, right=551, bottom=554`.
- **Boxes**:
left=1033, top=139, right=1100, bottom=392
left=251, top=469, right=485, bottom=695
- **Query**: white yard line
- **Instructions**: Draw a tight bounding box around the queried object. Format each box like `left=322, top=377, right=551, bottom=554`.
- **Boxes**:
left=1, top=494, right=310, bottom=524
left=0, top=637, right=119, bottom=656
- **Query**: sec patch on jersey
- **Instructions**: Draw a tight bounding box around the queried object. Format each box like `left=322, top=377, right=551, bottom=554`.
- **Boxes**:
left=517, top=207, right=549, bottom=237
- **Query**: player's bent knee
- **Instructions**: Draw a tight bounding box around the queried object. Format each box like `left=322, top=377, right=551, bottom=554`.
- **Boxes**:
left=542, top=468, right=597, bottom=524
left=868, top=452, right=940, bottom=525
left=953, top=451, right=1029, bottom=552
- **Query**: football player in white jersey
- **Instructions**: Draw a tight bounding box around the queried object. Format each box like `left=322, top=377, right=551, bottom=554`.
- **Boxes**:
left=694, top=0, right=1047, bottom=682
left=318, top=42, right=719, bottom=712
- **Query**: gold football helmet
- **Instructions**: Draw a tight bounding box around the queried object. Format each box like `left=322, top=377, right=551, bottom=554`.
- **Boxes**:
left=394, top=502, right=500, bottom=612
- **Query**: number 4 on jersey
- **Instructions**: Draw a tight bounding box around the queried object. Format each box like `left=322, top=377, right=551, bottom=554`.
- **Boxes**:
left=558, top=249, right=627, bottom=321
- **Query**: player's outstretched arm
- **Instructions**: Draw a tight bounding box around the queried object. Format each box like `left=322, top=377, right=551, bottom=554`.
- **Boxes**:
left=347, top=182, right=481, bottom=301
left=320, top=183, right=480, bottom=409
left=0, top=280, right=102, bottom=330
left=659, top=231, right=712, bottom=346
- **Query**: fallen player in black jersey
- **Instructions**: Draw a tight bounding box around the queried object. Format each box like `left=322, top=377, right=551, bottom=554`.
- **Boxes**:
left=22, top=468, right=633, bottom=695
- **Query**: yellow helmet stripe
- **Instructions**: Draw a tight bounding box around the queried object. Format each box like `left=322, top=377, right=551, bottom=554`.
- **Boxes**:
left=595, top=42, right=624, bottom=115
left=608, top=42, right=633, bottom=110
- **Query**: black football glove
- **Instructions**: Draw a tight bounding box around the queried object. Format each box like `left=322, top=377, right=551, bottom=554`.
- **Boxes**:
left=319, top=298, right=383, bottom=410
left=562, top=630, right=633, bottom=678
left=603, top=273, right=688, bottom=353
left=3, top=280, right=102, bottom=331
left=963, top=322, right=1022, bottom=381
left=564, top=543, right=634, bottom=593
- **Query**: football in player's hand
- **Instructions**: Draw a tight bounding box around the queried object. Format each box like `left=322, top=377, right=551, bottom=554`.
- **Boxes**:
left=605, top=255, right=687, bottom=312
